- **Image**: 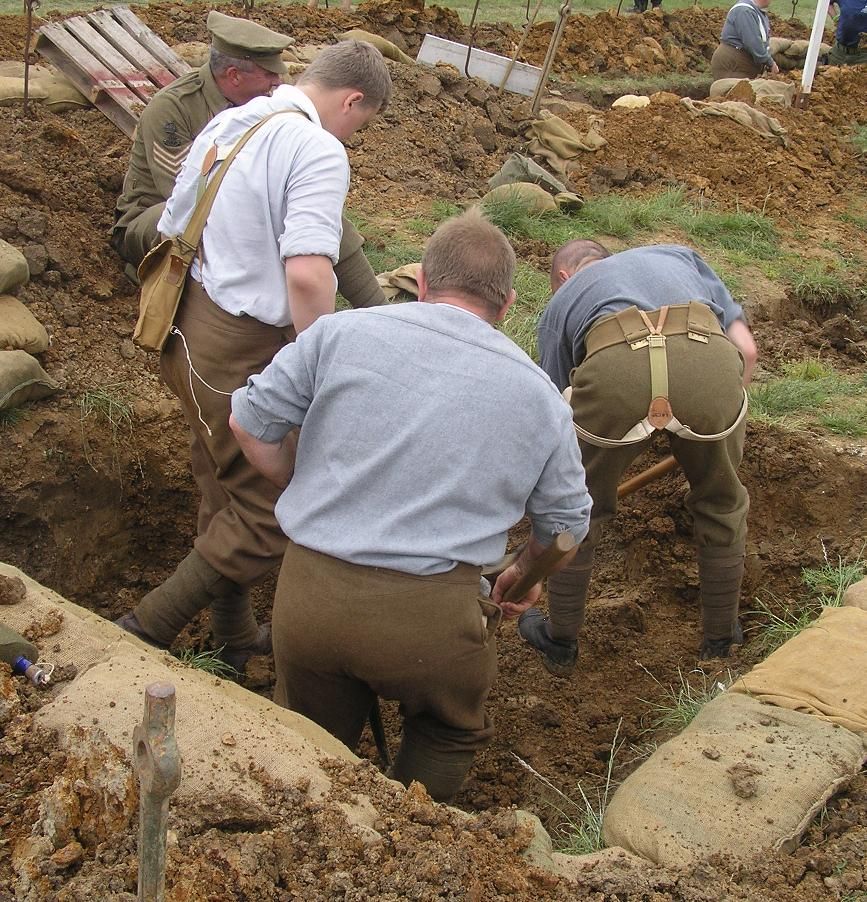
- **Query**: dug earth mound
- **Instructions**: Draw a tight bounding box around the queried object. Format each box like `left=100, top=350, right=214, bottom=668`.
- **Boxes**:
left=1, top=1, right=866, bottom=899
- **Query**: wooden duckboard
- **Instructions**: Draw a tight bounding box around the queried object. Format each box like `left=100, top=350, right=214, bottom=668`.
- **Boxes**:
left=417, top=34, right=542, bottom=97
left=35, top=5, right=192, bottom=138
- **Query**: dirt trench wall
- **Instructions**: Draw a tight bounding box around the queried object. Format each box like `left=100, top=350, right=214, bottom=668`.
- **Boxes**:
left=2, top=563, right=606, bottom=901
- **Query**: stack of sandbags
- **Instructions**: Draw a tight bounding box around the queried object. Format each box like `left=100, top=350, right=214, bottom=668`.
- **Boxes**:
left=603, top=604, right=867, bottom=866
left=770, top=36, right=832, bottom=70
left=709, top=77, right=797, bottom=108
left=0, top=240, right=58, bottom=411
left=0, top=61, right=89, bottom=113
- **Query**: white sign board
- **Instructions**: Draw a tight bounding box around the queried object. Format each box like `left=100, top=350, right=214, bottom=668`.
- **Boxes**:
left=417, top=34, right=542, bottom=97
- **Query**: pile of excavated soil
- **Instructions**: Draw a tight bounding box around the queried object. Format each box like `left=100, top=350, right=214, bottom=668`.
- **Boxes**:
left=546, top=66, right=867, bottom=215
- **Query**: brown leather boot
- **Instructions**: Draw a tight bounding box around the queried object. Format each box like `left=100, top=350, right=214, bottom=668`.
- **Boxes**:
left=697, top=544, right=745, bottom=659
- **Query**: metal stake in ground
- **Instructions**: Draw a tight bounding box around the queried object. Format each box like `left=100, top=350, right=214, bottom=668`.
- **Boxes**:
left=23, top=0, right=41, bottom=116
left=134, top=682, right=182, bottom=902
left=530, top=0, right=571, bottom=115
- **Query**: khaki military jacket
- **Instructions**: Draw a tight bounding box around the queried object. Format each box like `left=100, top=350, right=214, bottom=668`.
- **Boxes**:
left=114, top=64, right=230, bottom=231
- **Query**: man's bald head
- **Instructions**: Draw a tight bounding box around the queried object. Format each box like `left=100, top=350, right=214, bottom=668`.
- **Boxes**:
left=550, top=239, right=611, bottom=292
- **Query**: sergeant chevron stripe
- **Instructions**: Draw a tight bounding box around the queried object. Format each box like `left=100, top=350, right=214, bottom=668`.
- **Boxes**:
left=152, top=142, right=190, bottom=179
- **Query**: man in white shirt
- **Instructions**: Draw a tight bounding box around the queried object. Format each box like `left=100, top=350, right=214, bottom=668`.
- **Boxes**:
left=115, top=41, right=392, bottom=670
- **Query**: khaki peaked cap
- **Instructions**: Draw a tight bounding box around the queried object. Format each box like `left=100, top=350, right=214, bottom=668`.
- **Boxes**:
left=206, top=10, right=291, bottom=74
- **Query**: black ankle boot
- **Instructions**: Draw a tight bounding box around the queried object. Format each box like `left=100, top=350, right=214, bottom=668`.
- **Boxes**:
left=518, top=608, right=578, bottom=676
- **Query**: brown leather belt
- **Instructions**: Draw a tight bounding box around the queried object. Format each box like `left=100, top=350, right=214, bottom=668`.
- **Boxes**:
left=569, top=302, right=748, bottom=448
left=584, top=301, right=723, bottom=361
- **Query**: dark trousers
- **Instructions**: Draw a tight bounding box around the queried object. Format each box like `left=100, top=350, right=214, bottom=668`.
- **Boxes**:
left=273, top=542, right=497, bottom=783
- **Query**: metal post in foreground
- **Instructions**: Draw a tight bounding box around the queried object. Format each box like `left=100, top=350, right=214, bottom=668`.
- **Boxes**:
left=133, top=682, right=182, bottom=902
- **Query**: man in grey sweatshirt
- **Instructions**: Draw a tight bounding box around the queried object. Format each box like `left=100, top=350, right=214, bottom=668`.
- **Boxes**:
left=229, top=209, right=592, bottom=801
left=711, top=0, right=780, bottom=80
left=520, top=241, right=757, bottom=674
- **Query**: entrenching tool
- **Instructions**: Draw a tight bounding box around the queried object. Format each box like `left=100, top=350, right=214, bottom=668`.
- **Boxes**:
left=617, top=453, right=679, bottom=499
left=134, top=682, right=181, bottom=902
left=498, top=530, right=578, bottom=603
left=482, top=459, right=678, bottom=580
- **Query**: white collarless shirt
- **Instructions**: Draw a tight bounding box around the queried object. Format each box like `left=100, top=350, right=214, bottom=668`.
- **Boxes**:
left=158, top=85, right=347, bottom=327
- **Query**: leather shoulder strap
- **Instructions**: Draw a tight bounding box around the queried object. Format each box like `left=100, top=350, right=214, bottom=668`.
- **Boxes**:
left=178, top=109, right=309, bottom=253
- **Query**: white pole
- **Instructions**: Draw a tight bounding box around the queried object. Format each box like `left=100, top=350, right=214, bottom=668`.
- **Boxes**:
left=800, top=0, right=830, bottom=97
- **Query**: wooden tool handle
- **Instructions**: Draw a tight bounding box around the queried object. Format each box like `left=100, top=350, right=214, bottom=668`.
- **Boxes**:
left=502, top=531, right=577, bottom=603
left=617, top=454, right=679, bottom=499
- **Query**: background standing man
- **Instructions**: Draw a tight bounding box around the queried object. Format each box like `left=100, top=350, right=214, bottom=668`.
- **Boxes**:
left=112, top=10, right=384, bottom=308
left=115, top=42, right=392, bottom=670
left=519, top=241, right=758, bottom=675
left=711, top=0, right=780, bottom=80
left=229, top=210, right=591, bottom=801
left=828, top=0, right=867, bottom=63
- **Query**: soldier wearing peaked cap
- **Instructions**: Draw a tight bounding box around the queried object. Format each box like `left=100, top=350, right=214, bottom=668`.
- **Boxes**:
left=112, top=10, right=385, bottom=309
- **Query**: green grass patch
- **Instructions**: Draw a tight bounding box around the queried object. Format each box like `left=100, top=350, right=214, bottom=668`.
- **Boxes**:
left=787, top=258, right=867, bottom=308
left=638, top=665, right=728, bottom=734
left=175, top=646, right=239, bottom=678
left=0, top=407, right=26, bottom=429
left=513, top=719, right=623, bottom=855
left=749, top=550, right=865, bottom=654
left=680, top=206, right=778, bottom=259
left=820, top=408, right=867, bottom=438
left=406, top=200, right=461, bottom=236
left=852, top=125, right=867, bottom=155
left=480, top=187, right=779, bottom=257
left=747, top=359, right=864, bottom=429
left=500, top=263, right=551, bottom=357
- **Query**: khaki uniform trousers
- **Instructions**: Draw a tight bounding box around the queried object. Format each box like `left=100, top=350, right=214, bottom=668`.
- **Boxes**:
left=570, top=307, right=749, bottom=555
left=160, top=279, right=293, bottom=587
left=273, top=541, right=497, bottom=790
left=111, top=202, right=166, bottom=268
left=710, top=42, right=765, bottom=81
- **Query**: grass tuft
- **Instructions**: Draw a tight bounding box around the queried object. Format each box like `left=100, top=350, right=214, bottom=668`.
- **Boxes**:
left=175, top=646, right=238, bottom=678
left=801, top=553, right=865, bottom=607
left=513, top=719, right=622, bottom=855
left=749, top=546, right=865, bottom=653
left=0, top=407, right=26, bottom=429
left=638, top=664, right=728, bottom=733
left=747, top=594, right=821, bottom=655
left=78, top=384, right=134, bottom=438
left=788, top=260, right=867, bottom=309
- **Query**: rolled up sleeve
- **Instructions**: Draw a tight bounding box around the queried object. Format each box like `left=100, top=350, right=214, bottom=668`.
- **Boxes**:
left=230, top=323, right=323, bottom=443
left=278, top=131, right=350, bottom=265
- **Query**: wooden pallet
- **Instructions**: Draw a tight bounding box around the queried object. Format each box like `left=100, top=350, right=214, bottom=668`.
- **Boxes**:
left=35, top=5, right=192, bottom=138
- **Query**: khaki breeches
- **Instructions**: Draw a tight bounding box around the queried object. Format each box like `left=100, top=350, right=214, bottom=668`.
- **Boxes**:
left=711, top=42, right=764, bottom=81
left=160, top=279, right=292, bottom=586
left=273, top=541, right=497, bottom=756
left=570, top=327, right=749, bottom=551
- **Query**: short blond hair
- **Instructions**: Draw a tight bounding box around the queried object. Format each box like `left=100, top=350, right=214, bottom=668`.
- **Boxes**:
left=297, top=40, right=392, bottom=111
left=422, top=208, right=516, bottom=313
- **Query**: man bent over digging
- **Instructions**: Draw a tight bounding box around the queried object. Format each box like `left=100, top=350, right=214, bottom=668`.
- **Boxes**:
left=519, top=240, right=758, bottom=675
left=229, top=209, right=591, bottom=801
